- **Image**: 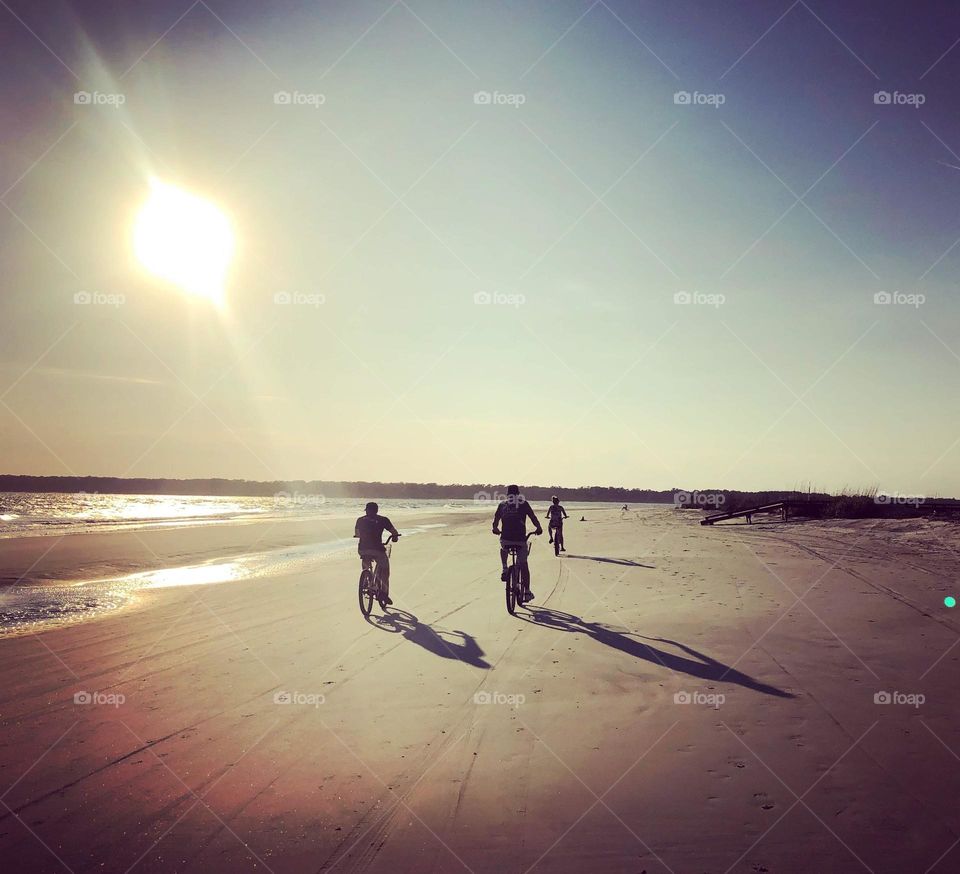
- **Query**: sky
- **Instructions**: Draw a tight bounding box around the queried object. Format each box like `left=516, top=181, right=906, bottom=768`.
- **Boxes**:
left=1, top=0, right=959, bottom=494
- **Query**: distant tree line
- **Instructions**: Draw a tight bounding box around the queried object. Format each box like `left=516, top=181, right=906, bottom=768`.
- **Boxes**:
left=1, top=477, right=955, bottom=513
left=0, top=475, right=678, bottom=503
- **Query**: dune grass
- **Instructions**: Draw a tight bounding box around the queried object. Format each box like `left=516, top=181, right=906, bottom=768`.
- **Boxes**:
left=675, top=485, right=960, bottom=520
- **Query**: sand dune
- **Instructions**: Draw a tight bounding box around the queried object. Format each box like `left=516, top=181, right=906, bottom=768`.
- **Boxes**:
left=1, top=508, right=958, bottom=872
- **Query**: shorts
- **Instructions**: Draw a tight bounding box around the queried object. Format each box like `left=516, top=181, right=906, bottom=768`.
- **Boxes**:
left=359, top=548, right=387, bottom=558
left=500, top=539, right=529, bottom=562
left=359, top=548, right=388, bottom=566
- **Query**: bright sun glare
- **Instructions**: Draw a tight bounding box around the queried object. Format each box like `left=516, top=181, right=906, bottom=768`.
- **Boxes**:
left=133, top=179, right=233, bottom=304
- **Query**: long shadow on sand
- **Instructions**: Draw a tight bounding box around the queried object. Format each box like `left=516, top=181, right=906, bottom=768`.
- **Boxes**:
left=518, top=607, right=794, bottom=698
left=563, top=554, right=654, bottom=568
left=367, top=608, right=490, bottom=669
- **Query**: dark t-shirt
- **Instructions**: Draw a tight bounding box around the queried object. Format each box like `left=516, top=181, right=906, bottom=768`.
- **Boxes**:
left=493, top=498, right=540, bottom=541
left=354, top=514, right=395, bottom=552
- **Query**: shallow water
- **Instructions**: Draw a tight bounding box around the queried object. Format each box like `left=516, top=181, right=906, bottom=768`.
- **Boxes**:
left=0, top=523, right=449, bottom=636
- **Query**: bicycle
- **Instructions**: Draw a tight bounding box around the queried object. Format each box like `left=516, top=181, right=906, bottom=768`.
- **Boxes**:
left=549, top=522, right=565, bottom=556
left=504, top=531, right=536, bottom=615
left=358, top=534, right=397, bottom=616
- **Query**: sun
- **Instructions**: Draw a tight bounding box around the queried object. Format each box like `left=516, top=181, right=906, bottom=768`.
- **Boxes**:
left=133, top=179, right=234, bottom=304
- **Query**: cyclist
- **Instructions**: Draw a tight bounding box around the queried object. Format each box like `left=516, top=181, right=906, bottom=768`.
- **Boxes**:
left=546, top=495, right=568, bottom=551
left=492, top=485, right=542, bottom=602
left=354, top=502, right=400, bottom=605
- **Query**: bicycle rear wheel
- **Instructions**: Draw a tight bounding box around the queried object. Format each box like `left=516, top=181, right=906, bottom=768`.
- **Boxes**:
left=375, top=567, right=389, bottom=609
left=359, top=569, right=374, bottom=616
left=505, top=564, right=517, bottom=615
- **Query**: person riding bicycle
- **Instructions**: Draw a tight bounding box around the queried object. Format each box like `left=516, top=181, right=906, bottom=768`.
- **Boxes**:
left=546, top=495, right=568, bottom=550
left=354, top=502, right=400, bottom=605
left=492, top=485, right=542, bottom=602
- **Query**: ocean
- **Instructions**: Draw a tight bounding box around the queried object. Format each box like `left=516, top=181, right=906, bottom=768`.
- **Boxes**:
left=0, top=492, right=485, bottom=539
left=0, top=492, right=650, bottom=539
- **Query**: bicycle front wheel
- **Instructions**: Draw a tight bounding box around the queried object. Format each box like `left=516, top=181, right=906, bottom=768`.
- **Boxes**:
left=359, top=569, right=374, bottom=616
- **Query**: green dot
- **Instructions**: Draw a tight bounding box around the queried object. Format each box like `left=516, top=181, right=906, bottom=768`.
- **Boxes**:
left=945, top=596, right=957, bottom=608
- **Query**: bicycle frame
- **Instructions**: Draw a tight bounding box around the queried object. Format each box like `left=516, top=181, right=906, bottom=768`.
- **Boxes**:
left=359, top=534, right=397, bottom=616
left=372, top=534, right=394, bottom=588
left=550, top=521, right=564, bottom=555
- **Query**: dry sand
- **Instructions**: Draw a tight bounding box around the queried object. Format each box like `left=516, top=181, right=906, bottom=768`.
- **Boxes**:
left=1, top=507, right=959, bottom=873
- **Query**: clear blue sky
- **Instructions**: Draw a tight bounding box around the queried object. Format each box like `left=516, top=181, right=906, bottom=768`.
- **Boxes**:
left=2, top=0, right=959, bottom=494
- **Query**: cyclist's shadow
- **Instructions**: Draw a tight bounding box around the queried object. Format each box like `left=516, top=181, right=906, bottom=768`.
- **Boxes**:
left=518, top=606, right=794, bottom=698
left=368, top=608, right=490, bottom=669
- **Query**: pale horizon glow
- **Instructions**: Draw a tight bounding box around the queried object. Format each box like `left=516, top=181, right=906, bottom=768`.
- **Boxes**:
left=133, top=179, right=233, bottom=305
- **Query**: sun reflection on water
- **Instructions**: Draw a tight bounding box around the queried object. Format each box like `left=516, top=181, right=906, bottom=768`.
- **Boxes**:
left=139, top=562, right=242, bottom=588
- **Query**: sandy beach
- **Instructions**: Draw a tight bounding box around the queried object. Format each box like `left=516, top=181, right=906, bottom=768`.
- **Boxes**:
left=1, top=507, right=959, bottom=873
